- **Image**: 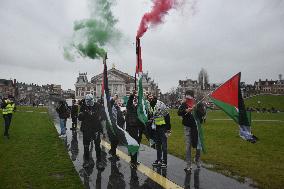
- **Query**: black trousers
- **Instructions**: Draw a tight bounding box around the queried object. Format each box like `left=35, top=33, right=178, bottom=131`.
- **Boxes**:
left=83, top=132, right=102, bottom=162
left=127, top=126, right=143, bottom=163
left=3, top=114, right=12, bottom=136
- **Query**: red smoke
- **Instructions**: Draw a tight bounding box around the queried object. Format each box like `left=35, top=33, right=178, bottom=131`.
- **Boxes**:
left=136, top=0, right=177, bottom=38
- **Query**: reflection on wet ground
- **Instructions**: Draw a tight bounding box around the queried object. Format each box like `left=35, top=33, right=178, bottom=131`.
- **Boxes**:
left=50, top=107, right=256, bottom=189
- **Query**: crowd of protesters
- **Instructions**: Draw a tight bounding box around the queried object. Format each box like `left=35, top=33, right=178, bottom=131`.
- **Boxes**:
left=52, top=89, right=206, bottom=173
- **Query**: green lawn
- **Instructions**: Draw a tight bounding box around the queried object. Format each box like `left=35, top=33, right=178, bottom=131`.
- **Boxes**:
left=0, top=106, right=83, bottom=189
left=245, top=95, right=284, bottom=111
left=164, top=109, right=284, bottom=189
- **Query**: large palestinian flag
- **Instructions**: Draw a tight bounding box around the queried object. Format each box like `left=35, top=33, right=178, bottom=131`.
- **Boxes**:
left=136, top=38, right=148, bottom=125
left=209, top=72, right=257, bottom=143
left=102, top=57, right=139, bottom=155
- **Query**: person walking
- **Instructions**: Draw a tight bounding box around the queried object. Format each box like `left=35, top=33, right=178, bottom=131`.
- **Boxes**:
left=178, top=90, right=205, bottom=172
left=1, top=95, right=16, bottom=139
left=126, top=91, right=144, bottom=168
left=70, top=99, right=79, bottom=131
left=78, top=94, right=104, bottom=170
left=56, top=100, right=70, bottom=137
left=148, top=94, right=171, bottom=168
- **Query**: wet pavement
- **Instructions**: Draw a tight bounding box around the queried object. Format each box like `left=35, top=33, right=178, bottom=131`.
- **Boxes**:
left=49, top=106, right=257, bottom=189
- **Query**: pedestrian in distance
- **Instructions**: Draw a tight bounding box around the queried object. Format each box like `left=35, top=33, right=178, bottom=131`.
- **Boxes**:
left=56, top=100, right=70, bottom=137
left=70, top=99, right=79, bottom=131
left=1, top=95, right=16, bottom=139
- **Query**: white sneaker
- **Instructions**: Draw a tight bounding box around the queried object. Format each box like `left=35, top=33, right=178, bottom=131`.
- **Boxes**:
left=184, top=166, right=192, bottom=173
left=59, top=134, right=66, bottom=138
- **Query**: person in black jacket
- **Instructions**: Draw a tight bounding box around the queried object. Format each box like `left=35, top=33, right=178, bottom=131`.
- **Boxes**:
left=56, top=100, right=69, bottom=137
left=70, top=99, right=78, bottom=131
left=178, top=90, right=205, bottom=172
left=126, top=91, right=144, bottom=168
left=78, top=94, right=104, bottom=170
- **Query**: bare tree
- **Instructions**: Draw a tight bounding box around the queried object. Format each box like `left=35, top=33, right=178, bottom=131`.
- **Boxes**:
left=198, top=68, right=209, bottom=90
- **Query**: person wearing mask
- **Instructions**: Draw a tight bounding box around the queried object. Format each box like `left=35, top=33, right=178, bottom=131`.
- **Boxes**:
left=148, top=94, right=171, bottom=168
left=1, top=95, right=16, bottom=139
left=70, top=99, right=79, bottom=131
left=78, top=94, right=104, bottom=170
left=56, top=100, right=70, bottom=137
left=126, top=91, right=145, bottom=168
left=178, top=90, right=205, bottom=172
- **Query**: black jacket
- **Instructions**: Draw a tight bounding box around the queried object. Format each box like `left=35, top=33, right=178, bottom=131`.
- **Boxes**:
left=71, top=104, right=79, bottom=118
left=78, top=102, right=103, bottom=133
left=126, top=95, right=144, bottom=130
left=56, top=103, right=70, bottom=119
left=177, top=102, right=196, bottom=127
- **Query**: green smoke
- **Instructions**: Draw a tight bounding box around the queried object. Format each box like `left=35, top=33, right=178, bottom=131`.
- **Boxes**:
left=64, top=0, right=120, bottom=60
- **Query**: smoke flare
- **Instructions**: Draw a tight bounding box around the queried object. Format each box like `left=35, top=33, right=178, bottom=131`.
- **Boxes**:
left=64, top=0, right=121, bottom=61
left=136, top=0, right=179, bottom=38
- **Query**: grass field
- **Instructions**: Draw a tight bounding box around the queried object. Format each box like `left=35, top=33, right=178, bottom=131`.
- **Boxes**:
left=163, top=109, right=284, bottom=189
left=245, top=95, right=284, bottom=111
left=0, top=107, right=83, bottom=189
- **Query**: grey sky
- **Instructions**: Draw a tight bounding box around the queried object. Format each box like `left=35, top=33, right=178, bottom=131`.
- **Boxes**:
left=0, top=0, right=283, bottom=93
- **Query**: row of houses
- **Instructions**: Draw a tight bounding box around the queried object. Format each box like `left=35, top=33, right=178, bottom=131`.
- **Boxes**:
left=0, top=79, right=75, bottom=105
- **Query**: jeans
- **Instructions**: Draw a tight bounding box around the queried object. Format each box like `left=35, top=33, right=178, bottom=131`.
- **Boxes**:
left=154, top=126, right=168, bottom=163
left=3, top=114, right=12, bottom=136
left=59, top=118, right=66, bottom=135
left=184, top=126, right=200, bottom=167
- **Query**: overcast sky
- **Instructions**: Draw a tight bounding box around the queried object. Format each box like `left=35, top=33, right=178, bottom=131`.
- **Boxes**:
left=0, top=0, right=284, bottom=93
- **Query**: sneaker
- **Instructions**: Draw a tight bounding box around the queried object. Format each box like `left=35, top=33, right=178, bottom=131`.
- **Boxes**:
left=152, top=160, right=161, bottom=166
left=59, top=134, right=66, bottom=138
left=161, top=161, right=167, bottom=168
left=184, top=166, right=192, bottom=173
left=130, top=162, right=137, bottom=169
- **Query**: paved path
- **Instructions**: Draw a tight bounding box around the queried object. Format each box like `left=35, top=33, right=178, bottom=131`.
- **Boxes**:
left=50, top=108, right=257, bottom=189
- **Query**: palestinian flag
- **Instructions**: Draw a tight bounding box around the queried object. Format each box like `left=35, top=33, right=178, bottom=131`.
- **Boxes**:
left=136, top=38, right=148, bottom=125
left=102, top=57, right=139, bottom=155
left=209, top=72, right=258, bottom=143
left=193, top=109, right=206, bottom=153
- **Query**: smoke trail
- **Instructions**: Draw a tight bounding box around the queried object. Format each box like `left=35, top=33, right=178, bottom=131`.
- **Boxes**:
left=137, top=0, right=182, bottom=38
left=64, top=0, right=121, bottom=60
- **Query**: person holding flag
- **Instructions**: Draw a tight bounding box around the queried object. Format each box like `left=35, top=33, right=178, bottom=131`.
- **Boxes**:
left=178, top=90, right=206, bottom=172
left=148, top=94, right=171, bottom=168
left=126, top=91, right=144, bottom=168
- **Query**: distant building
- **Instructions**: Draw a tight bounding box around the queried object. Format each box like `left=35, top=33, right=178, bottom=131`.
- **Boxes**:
left=254, top=78, right=284, bottom=94
left=0, top=79, right=16, bottom=98
left=75, top=68, right=160, bottom=100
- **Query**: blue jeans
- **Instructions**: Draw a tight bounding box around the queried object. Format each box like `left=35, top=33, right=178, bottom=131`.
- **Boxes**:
left=59, top=118, right=66, bottom=135
left=154, top=126, right=168, bottom=163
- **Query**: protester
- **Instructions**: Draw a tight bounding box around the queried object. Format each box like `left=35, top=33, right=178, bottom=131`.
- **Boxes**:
left=70, top=99, right=79, bottom=131
left=126, top=91, right=144, bottom=168
left=56, top=100, right=70, bottom=137
left=178, top=90, right=206, bottom=172
left=1, top=95, right=16, bottom=139
left=78, top=94, right=104, bottom=170
left=109, top=94, right=125, bottom=160
left=148, top=94, right=171, bottom=168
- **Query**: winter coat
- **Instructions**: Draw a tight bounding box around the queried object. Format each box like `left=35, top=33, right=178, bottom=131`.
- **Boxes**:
left=78, top=102, right=103, bottom=134
left=56, top=103, right=70, bottom=119
left=177, top=102, right=196, bottom=127
left=125, top=95, right=144, bottom=130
